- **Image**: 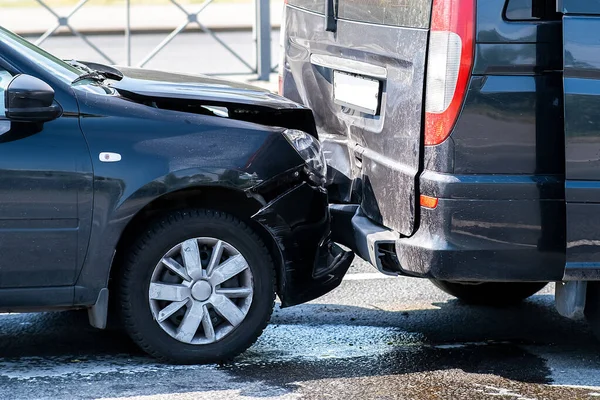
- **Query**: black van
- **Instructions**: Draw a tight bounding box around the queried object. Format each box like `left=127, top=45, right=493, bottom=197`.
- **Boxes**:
left=280, top=0, right=600, bottom=335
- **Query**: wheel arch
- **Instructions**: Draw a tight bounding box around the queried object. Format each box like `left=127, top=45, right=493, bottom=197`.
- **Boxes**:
left=107, top=186, right=286, bottom=307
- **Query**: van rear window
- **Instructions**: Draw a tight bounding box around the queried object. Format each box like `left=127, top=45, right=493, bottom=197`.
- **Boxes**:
left=505, top=0, right=562, bottom=20
left=338, top=0, right=433, bottom=29
left=288, top=0, right=432, bottom=29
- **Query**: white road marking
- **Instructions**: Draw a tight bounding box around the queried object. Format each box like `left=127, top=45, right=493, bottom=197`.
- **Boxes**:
left=343, top=272, right=396, bottom=281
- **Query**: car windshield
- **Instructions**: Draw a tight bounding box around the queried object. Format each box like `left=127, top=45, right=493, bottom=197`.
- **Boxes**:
left=0, top=27, right=84, bottom=83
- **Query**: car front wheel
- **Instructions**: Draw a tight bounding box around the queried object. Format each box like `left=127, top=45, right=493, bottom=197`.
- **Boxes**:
left=118, top=209, right=275, bottom=364
left=429, top=279, right=547, bottom=306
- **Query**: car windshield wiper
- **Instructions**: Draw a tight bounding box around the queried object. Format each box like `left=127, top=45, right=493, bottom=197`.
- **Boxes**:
left=67, top=60, right=123, bottom=85
left=66, top=59, right=94, bottom=73
left=71, top=71, right=107, bottom=85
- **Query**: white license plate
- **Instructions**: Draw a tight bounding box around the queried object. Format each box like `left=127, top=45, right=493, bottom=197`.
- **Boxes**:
left=333, top=71, right=380, bottom=115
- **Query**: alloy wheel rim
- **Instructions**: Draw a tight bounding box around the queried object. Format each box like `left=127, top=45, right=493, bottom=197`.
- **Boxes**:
left=149, top=237, right=253, bottom=345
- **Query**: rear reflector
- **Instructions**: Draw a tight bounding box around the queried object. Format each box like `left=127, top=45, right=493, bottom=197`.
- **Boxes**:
left=424, top=0, right=475, bottom=146
left=420, top=195, right=439, bottom=209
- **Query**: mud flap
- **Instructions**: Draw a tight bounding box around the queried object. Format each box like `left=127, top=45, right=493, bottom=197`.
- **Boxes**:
left=556, top=281, right=587, bottom=320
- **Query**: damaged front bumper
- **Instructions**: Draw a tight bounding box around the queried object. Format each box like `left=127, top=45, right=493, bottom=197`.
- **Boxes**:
left=251, top=180, right=354, bottom=307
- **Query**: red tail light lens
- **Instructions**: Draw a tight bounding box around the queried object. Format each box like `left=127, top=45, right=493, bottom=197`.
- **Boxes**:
left=424, top=0, right=475, bottom=146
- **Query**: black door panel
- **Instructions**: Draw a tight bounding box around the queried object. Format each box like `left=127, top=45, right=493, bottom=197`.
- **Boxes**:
left=0, top=116, right=93, bottom=288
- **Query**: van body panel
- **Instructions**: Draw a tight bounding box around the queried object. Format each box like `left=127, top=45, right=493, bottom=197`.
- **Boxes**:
left=563, top=12, right=600, bottom=278
left=473, top=43, right=562, bottom=75
left=427, top=0, right=563, bottom=178
left=283, top=5, right=431, bottom=236
left=565, top=203, right=600, bottom=279
left=451, top=74, right=564, bottom=175
left=560, top=0, right=600, bottom=15
left=410, top=0, right=566, bottom=280
left=283, top=0, right=571, bottom=282
left=397, top=195, right=566, bottom=281
left=477, top=0, right=561, bottom=43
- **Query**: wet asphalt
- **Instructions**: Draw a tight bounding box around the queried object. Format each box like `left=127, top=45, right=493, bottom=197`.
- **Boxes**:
left=1, top=259, right=600, bottom=399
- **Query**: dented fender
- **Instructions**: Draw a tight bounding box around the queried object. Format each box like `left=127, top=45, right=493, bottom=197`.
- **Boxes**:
left=251, top=181, right=354, bottom=307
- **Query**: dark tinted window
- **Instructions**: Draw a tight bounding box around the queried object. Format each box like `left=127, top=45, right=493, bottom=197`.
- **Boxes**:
left=506, top=0, right=537, bottom=20
left=505, top=0, right=561, bottom=21
left=287, top=0, right=325, bottom=14
left=338, top=0, right=433, bottom=29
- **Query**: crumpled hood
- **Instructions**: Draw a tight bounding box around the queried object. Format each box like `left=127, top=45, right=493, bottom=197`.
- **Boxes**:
left=109, top=66, right=305, bottom=111
left=104, top=66, right=317, bottom=136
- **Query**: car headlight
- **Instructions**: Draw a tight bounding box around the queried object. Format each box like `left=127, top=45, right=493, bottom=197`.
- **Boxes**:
left=282, top=129, right=327, bottom=184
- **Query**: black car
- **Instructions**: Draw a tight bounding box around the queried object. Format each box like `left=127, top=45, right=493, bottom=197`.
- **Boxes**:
left=280, top=0, right=600, bottom=336
left=0, top=26, right=353, bottom=364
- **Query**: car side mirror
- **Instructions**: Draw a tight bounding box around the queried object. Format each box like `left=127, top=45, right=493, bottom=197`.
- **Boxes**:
left=5, top=74, right=62, bottom=123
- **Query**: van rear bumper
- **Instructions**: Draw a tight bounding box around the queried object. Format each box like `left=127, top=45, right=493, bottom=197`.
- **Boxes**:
left=397, top=197, right=565, bottom=281
left=331, top=172, right=567, bottom=282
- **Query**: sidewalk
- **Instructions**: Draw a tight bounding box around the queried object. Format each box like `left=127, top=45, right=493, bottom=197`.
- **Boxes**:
left=0, top=1, right=283, bottom=36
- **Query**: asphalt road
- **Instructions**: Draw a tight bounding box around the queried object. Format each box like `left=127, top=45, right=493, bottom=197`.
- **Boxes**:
left=35, top=30, right=282, bottom=78
left=1, top=258, right=600, bottom=399
left=5, top=31, right=600, bottom=399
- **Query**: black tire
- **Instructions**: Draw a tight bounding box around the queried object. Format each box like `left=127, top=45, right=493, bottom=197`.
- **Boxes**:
left=118, top=209, right=275, bottom=364
left=585, top=282, right=600, bottom=340
left=429, top=279, right=547, bottom=306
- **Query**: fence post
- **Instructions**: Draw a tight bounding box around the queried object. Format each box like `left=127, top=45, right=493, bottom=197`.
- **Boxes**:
left=255, top=0, right=271, bottom=81
left=125, top=0, right=131, bottom=66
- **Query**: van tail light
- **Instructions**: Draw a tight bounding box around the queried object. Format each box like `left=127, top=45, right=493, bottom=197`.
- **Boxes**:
left=278, top=0, right=288, bottom=95
left=424, top=0, right=475, bottom=146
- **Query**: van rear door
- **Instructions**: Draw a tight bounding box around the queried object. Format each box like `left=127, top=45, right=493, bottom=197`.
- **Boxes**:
left=281, top=0, right=433, bottom=236
left=561, top=0, right=600, bottom=279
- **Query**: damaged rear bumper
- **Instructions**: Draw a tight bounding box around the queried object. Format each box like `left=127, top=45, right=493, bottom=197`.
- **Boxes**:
left=252, top=182, right=354, bottom=307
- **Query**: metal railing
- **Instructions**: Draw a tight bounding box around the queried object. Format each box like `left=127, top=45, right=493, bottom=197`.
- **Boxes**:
left=32, top=0, right=273, bottom=80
